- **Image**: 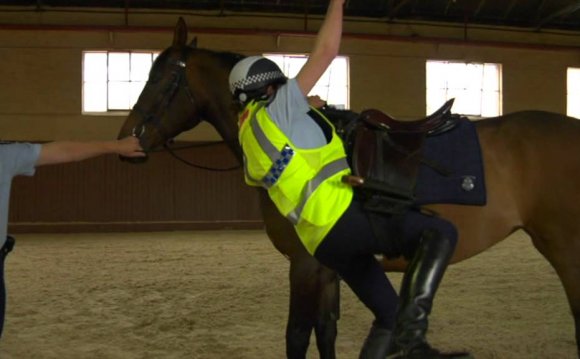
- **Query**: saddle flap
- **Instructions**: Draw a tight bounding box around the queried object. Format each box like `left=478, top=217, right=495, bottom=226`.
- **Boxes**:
left=351, top=124, right=423, bottom=203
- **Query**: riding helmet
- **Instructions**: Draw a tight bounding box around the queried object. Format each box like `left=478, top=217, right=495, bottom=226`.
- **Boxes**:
left=229, top=56, right=287, bottom=104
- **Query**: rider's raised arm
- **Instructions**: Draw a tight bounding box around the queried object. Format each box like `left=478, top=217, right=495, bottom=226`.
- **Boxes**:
left=296, top=0, right=344, bottom=96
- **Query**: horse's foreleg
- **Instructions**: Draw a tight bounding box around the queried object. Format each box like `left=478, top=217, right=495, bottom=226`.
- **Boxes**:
left=259, top=191, right=339, bottom=359
left=314, top=266, right=340, bottom=359
left=286, top=255, right=339, bottom=359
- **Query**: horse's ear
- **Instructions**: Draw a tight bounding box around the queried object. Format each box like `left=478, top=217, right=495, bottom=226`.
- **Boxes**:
left=188, top=36, right=198, bottom=48
left=173, top=17, right=188, bottom=47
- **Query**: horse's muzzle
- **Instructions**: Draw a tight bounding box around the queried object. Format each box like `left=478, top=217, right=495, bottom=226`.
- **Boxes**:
left=119, top=154, right=149, bottom=164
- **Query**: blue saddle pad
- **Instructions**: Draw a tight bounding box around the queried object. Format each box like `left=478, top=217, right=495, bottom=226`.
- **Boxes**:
left=414, top=118, right=486, bottom=206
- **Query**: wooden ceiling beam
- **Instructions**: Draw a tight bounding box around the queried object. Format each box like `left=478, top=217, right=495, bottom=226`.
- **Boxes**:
left=388, top=0, right=413, bottom=19
left=474, top=0, right=487, bottom=17
left=535, top=1, right=580, bottom=30
left=411, top=0, right=420, bottom=14
left=535, top=0, right=548, bottom=20
left=444, top=0, right=454, bottom=16
left=502, top=0, right=519, bottom=19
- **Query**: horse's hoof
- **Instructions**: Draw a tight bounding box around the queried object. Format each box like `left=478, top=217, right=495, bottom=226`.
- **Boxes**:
left=387, top=346, right=473, bottom=359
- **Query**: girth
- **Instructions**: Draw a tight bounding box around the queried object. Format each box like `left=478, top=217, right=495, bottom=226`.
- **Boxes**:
left=324, top=99, right=460, bottom=215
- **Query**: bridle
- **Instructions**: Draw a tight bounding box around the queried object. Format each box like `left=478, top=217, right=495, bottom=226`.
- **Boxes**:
left=131, top=48, right=241, bottom=172
left=131, top=49, right=195, bottom=139
left=164, top=140, right=241, bottom=172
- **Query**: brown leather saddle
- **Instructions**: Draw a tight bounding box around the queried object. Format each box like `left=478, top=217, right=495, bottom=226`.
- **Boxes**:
left=334, top=99, right=459, bottom=215
left=358, top=98, right=456, bottom=135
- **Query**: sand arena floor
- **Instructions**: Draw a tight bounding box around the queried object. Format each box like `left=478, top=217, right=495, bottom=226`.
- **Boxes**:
left=0, top=230, right=576, bottom=358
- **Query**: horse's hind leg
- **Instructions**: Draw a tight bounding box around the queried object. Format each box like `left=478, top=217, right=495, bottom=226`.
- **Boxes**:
left=286, top=255, right=338, bottom=359
left=528, top=231, right=580, bottom=357
left=553, top=262, right=580, bottom=358
left=548, top=261, right=580, bottom=358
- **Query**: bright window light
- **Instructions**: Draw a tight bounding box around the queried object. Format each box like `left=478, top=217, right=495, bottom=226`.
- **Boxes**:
left=82, top=51, right=159, bottom=113
left=426, top=60, right=502, bottom=117
left=264, top=54, right=350, bottom=110
left=567, top=67, right=580, bottom=119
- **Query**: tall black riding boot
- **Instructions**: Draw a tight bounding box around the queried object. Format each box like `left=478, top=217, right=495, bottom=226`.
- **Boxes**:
left=359, top=323, right=393, bottom=359
left=389, top=229, right=472, bottom=359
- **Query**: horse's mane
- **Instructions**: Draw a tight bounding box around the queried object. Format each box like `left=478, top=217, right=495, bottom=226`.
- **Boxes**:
left=321, top=106, right=360, bottom=123
left=191, top=48, right=245, bottom=69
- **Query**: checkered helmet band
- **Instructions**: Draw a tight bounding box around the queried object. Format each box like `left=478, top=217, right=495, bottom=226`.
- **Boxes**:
left=229, top=56, right=286, bottom=94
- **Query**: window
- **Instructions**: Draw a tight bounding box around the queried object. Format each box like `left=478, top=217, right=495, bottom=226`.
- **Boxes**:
left=567, top=67, right=580, bottom=119
left=82, top=51, right=159, bottom=113
left=426, top=60, right=502, bottom=117
left=264, top=54, right=350, bottom=109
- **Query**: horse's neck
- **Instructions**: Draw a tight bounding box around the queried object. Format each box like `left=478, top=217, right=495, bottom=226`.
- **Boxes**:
left=194, top=50, right=245, bottom=163
left=226, top=137, right=243, bottom=165
left=207, top=107, right=243, bottom=164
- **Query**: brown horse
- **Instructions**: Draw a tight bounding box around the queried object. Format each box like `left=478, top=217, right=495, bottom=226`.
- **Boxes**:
left=118, top=18, right=580, bottom=359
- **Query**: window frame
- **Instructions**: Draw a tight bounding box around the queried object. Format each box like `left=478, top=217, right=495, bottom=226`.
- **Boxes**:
left=264, top=53, right=350, bottom=110
left=567, top=67, right=580, bottom=119
left=81, top=50, right=160, bottom=115
left=426, top=60, right=503, bottom=118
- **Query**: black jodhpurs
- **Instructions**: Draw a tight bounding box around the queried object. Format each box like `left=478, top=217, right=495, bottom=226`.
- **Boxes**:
left=314, top=199, right=457, bottom=330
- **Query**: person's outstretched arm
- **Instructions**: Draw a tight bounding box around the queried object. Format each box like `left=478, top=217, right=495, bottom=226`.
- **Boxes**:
left=36, top=136, right=145, bottom=166
left=296, top=0, right=344, bottom=96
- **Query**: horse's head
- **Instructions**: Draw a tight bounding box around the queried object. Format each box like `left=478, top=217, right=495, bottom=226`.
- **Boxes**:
left=118, top=17, right=244, bottom=163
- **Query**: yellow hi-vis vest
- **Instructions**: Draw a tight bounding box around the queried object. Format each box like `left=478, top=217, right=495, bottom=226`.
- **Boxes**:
left=238, top=100, right=353, bottom=255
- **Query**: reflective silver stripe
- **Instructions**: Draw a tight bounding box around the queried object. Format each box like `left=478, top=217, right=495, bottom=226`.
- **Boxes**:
left=250, top=110, right=280, bottom=163
left=286, top=157, right=349, bottom=224
left=242, top=154, right=262, bottom=185
left=249, top=111, right=294, bottom=188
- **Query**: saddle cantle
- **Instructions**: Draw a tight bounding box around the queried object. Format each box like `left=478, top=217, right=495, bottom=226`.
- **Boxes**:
left=359, top=98, right=457, bottom=135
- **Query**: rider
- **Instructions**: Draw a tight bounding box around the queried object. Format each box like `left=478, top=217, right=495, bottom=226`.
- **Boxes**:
left=229, top=1, right=472, bottom=358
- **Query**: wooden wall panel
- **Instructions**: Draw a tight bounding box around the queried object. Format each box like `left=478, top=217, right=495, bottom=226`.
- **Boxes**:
left=171, top=144, right=260, bottom=222
left=8, top=142, right=263, bottom=233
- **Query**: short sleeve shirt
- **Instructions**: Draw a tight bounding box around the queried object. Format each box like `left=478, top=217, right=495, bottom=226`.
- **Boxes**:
left=0, top=142, right=41, bottom=247
left=266, top=79, right=327, bottom=149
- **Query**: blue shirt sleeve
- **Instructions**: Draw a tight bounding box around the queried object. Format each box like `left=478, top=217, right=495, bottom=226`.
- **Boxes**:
left=266, top=79, right=327, bottom=149
left=0, top=142, right=41, bottom=178
left=0, top=142, right=40, bottom=247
